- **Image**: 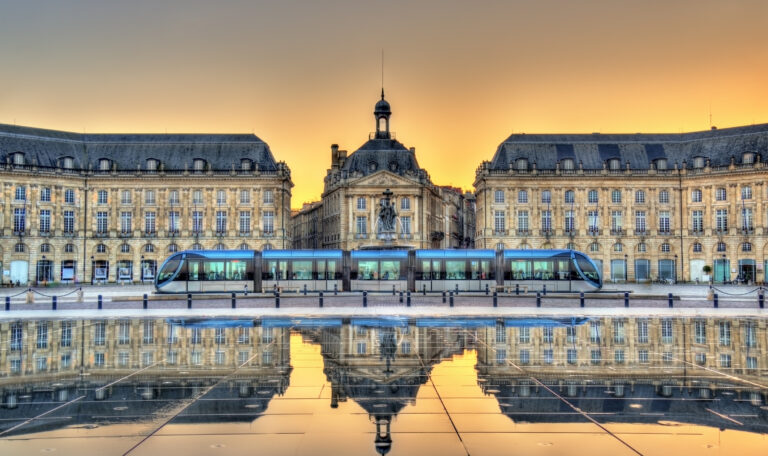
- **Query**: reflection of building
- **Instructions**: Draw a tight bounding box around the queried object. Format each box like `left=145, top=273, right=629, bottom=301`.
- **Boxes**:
left=476, top=316, right=768, bottom=432
left=303, top=322, right=465, bottom=455
left=0, top=125, right=292, bottom=285
left=292, top=92, right=474, bottom=250
left=475, top=124, right=768, bottom=283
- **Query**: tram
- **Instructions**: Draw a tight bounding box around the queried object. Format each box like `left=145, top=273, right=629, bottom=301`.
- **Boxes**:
left=155, top=248, right=602, bottom=293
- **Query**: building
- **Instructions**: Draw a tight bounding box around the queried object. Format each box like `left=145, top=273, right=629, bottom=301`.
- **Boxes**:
left=440, top=186, right=476, bottom=249
left=291, top=201, right=322, bottom=249
left=0, top=124, right=292, bottom=285
left=474, top=124, right=768, bottom=283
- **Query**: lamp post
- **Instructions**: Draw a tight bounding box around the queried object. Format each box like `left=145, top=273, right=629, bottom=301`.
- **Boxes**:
left=624, top=254, right=628, bottom=282
left=674, top=254, right=678, bottom=283
left=141, top=255, right=145, bottom=284
left=721, top=254, right=727, bottom=284
left=90, top=255, right=94, bottom=285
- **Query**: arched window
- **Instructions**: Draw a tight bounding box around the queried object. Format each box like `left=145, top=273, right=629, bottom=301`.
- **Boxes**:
left=692, top=242, right=702, bottom=253
left=742, top=152, right=755, bottom=164
left=613, top=243, right=623, bottom=252
left=98, top=158, right=111, bottom=171
left=191, top=243, right=203, bottom=250
left=608, top=158, right=621, bottom=170
left=716, top=242, right=726, bottom=252
left=495, top=242, right=504, bottom=251
left=561, top=158, right=575, bottom=170
left=517, top=190, right=528, bottom=203
left=515, top=158, right=528, bottom=171
left=14, top=243, right=25, bottom=253
left=262, top=243, right=273, bottom=250
left=241, top=159, right=252, bottom=171
left=144, top=244, right=155, bottom=253
left=742, top=242, right=752, bottom=252
left=65, top=244, right=75, bottom=253
left=518, top=243, right=530, bottom=250
left=62, top=156, right=74, bottom=169
left=654, top=158, right=668, bottom=170
left=168, top=243, right=178, bottom=253
left=566, top=242, right=576, bottom=250
left=40, top=243, right=51, bottom=253
left=146, top=158, right=158, bottom=171
left=588, top=190, right=598, bottom=204
left=637, top=242, right=647, bottom=252
left=239, top=243, right=249, bottom=250
left=96, top=244, right=107, bottom=253
left=215, top=243, right=226, bottom=251
left=120, top=244, right=131, bottom=253
left=660, top=243, right=671, bottom=253
left=564, top=190, right=575, bottom=204
left=12, top=152, right=25, bottom=165
left=693, top=156, right=705, bottom=169
left=193, top=158, right=206, bottom=172
left=611, top=190, right=622, bottom=203
left=635, top=190, right=646, bottom=203
left=589, top=242, right=600, bottom=252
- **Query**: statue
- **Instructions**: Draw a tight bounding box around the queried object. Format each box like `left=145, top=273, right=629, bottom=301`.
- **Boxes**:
left=377, top=188, right=397, bottom=234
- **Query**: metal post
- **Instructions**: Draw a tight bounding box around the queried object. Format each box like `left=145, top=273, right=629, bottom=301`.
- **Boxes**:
left=399, top=291, right=403, bottom=303
left=319, top=291, right=323, bottom=308
left=515, top=284, right=519, bottom=295
left=624, top=292, right=629, bottom=308
left=422, top=284, right=426, bottom=295
left=493, top=291, right=498, bottom=307
left=334, top=283, right=338, bottom=295
left=363, top=291, right=367, bottom=307
left=455, top=284, right=459, bottom=295
left=406, top=291, right=411, bottom=307
left=442, top=291, right=446, bottom=303
left=536, top=292, right=541, bottom=307
left=580, top=292, right=585, bottom=308
left=143, top=294, right=148, bottom=310
left=231, top=292, right=236, bottom=309
left=759, top=292, right=764, bottom=309
left=4, top=296, right=9, bottom=311
left=668, top=293, right=674, bottom=308
left=52, top=295, right=57, bottom=310
left=98, top=295, right=103, bottom=310
left=485, top=283, right=489, bottom=295
left=303, top=284, right=307, bottom=296
left=713, top=293, right=718, bottom=308
left=392, top=285, right=396, bottom=296
left=449, top=291, right=454, bottom=307
left=542, top=284, right=547, bottom=296
left=275, top=291, right=280, bottom=308
left=187, top=293, right=192, bottom=309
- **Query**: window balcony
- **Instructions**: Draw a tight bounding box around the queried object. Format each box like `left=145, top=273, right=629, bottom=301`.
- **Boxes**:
left=690, top=229, right=704, bottom=235
left=564, top=228, right=576, bottom=236
left=355, top=233, right=368, bottom=239
left=741, top=227, right=754, bottom=235
left=587, top=228, right=601, bottom=236
left=143, top=231, right=157, bottom=238
left=119, top=231, right=133, bottom=238
left=658, top=229, right=672, bottom=236
left=63, top=230, right=76, bottom=237
left=94, top=231, right=110, bottom=238
left=399, top=233, right=413, bottom=239
left=263, top=230, right=275, bottom=237
left=610, top=228, right=624, bottom=236
left=168, top=229, right=180, bottom=237
left=492, top=229, right=507, bottom=236
left=714, top=229, right=728, bottom=235
left=215, top=230, right=227, bottom=237
left=516, top=229, right=530, bottom=236
left=238, top=231, right=251, bottom=237
left=634, top=229, right=648, bottom=236
left=38, top=230, right=51, bottom=237
left=540, top=229, right=553, bottom=236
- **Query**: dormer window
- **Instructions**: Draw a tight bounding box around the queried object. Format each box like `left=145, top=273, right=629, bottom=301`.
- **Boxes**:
left=561, top=158, right=575, bottom=170
left=515, top=158, right=528, bottom=171
left=12, top=152, right=25, bottom=165
left=654, top=158, right=667, bottom=170
left=146, top=158, right=158, bottom=171
left=693, top=156, right=705, bottom=169
left=608, top=158, right=621, bottom=170
left=241, top=159, right=252, bottom=171
left=193, top=159, right=206, bottom=172
left=742, top=152, right=755, bottom=164
left=98, top=158, right=111, bottom=171
left=62, top=157, right=74, bottom=169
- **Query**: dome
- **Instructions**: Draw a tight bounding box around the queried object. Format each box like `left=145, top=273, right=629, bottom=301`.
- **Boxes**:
left=374, top=90, right=391, bottom=116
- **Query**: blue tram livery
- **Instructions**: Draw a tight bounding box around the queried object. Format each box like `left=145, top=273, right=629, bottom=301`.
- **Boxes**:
left=155, top=248, right=602, bottom=293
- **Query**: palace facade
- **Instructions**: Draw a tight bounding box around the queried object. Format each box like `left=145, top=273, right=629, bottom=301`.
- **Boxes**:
left=475, top=124, right=768, bottom=283
left=0, top=124, right=292, bottom=285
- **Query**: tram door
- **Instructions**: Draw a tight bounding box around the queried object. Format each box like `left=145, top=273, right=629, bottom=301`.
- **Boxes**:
left=187, top=260, right=201, bottom=292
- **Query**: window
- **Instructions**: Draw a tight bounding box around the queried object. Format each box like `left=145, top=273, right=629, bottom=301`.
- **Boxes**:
left=613, top=320, right=625, bottom=344
left=519, top=349, right=530, bottom=365
left=263, top=211, right=274, bottom=234
left=564, top=210, right=574, bottom=232
left=719, top=321, right=731, bottom=346
left=638, top=349, right=649, bottom=364
left=742, top=242, right=752, bottom=252
left=120, top=243, right=130, bottom=253
left=541, top=210, right=551, bottom=232
left=494, top=190, right=505, bottom=203
left=216, top=190, right=226, bottom=205
left=637, top=319, right=649, bottom=343
left=693, top=156, right=705, bottom=168
left=145, top=190, right=155, bottom=205
left=590, top=349, right=602, bottom=365
left=357, top=342, right=367, bottom=355
left=745, top=324, right=757, bottom=348
left=611, top=190, right=622, bottom=203
left=216, top=211, right=227, bottom=232
left=741, top=186, right=752, bottom=200
left=693, top=242, right=702, bottom=253
left=561, top=158, right=575, bottom=170
left=720, top=354, right=732, bottom=368
left=192, top=189, right=203, bottom=205
left=239, top=190, right=250, bottom=204
left=564, top=190, right=574, bottom=204
left=746, top=356, right=758, bottom=369
left=36, top=322, right=48, bottom=348
left=659, top=190, right=669, bottom=204
left=611, top=211, right=622, bottom=232
left=589, top=321, right=601, bottom=343
left=588, top=210, right=598, bottom=232
left=14, top=242, right=25, bottom=253
left=613, top=243, right=623, bottom=252
left=614, top=349, right=625, bottom=364
left=96, top=212, right=108, bottom=233
left=692, top=210, right=703, bottom=232
left=65, top=189, right=75, bottom=204
left=401, top=197, right=410, bottom=210
left=541, top=190, right=551, bottom=204
left=263, top=190, right=274, bottom=204
left=144, top=244, right=154, bottom=253
left=742, top=208, right=753, bottom=231
left=543, top=327, right=553, bottom=343
left=193, top=158, right=206, bottom=172
left=95, top=243, right=106, bottom=253
left=716, top=187, right=726, bottom=201
left=589, top=242, right=599, bottom=252
left=192, top=211, right=203, bottom=233
left=239, top=211, right=251, bottom=233
left=146, top=158, right=158, bottom=171
left=40, top=187, right=51, bottom=202
left=168, top=190, right=180, bottom=205
left=357, top=197, right=366, bottom=210
left=517, top=210, right=529, bottom=232
left=716, top=209, right=728, bottom=232
left=98, top=158, right=111, bottom=171
left=120, top=190, right=132, bottom=205
left=120, top=212, right=132, bottom=233
left=655, top=158, right=667, bottom=170
left=241, top=158, right=252, bottom=171
left=608, top=158, right=621, bottom=170
left=567, top=349, right=577, bottom=364
left=742, top=152, right=755, bottom=164
left=637, top=242, right=647, bottom=252
left=635, top=211, right=646, bottom=233
left=356, top=216, right=367, bottom=234
left=588, top=189, right=598, bottom=204
left=494, top=211, right=505, bottom=233
left=661, top=319, right=673, bottom=344
left=543, top=349, right=553, bottom=364
left=518, top=327, right=530, bottom=343
left=716, top=241, right=726, bottom=252
left=38, top=210, right=50, bottom=233
left=401, top=216, right=411, bottom=234
left=694, top=320, right=706, bottom=344
left=518, top=190, right=528, bottom=203
left=515, top=158, right=528, bottom=171
left=659, top=211, right=670, bottom=233
left=496, top=349, right=507, bottom=365
left=118, top=321, right=131, bottom=344
left=168, top=243, right=178, bottom=253
left=144, top=212, right=156, bottom=234
left=660, top=243, right=670, bottom=253
left=695, top=352, right=706, bottom=365
left=692, top=189, right=702, bottom=202
left=169, top=211, right=179, bottom=233
left=635, top=190, right=645, bottom=203
left=62, top=156, right=74, bottom=169
left=97, top=190, right=108, bottom=205
left=65, top=243, right=75, bottom=253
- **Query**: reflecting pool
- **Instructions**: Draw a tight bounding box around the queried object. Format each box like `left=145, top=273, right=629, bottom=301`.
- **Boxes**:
left=1, top=316, right=767, bottom=455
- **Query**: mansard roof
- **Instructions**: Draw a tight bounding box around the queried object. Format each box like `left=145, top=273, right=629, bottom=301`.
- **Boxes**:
left=341, top=138, right=422, bottom=177
left=488, top=123, right=768, bottom=171
left=0, top=123, right=280, bottom=171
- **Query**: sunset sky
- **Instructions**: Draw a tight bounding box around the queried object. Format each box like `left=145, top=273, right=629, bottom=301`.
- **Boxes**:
left=1, top=0, right=766, bottom=207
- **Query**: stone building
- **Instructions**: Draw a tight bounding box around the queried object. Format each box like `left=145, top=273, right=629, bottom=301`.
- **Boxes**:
left=291, top=201, right=322, bottom=249
left=0, top=124, right=292, bottom=285
left=474, top=124, right=768, bottom=283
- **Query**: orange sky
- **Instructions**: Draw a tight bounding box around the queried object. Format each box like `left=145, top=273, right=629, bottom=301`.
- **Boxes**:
left=0, top=1, right=766, bottom=208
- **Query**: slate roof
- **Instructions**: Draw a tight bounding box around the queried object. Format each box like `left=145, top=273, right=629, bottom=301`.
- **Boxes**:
left=488, top=123, right=768, bottom=170
left=341, top=138, right=422, bottom=176
left=0, top=123, right=279, bottom=171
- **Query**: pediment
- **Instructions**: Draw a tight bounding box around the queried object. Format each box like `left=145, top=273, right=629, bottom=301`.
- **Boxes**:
left=351, top=170, right=417, bottom=188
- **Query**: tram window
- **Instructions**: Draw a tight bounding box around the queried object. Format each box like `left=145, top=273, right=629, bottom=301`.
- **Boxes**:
left=357, top=261, right=378, bottom=280
left=432, top=260, right=442, bottom=280
left=291, top=260, right=312, bottom=280
left=263, top=261, right=277, bottom=280
left=471, top=260, right=493, bottom=279
left=157, top=258, right=180, bottom=283
left=576, top=257, right=600, bottom=282
left=204, top=261, right=226, bottom=280
left=446, top=261, right=466, bottom=280
left=509, top=260, right=532, bottom=280
left=533, top=260, right=554, bottom=280
left=188, top=261, right=200, bottom=281
left=557, top=259, right=572, bottom=280
left=317, top=261, right=326, bottom=280
left=277, top=261, right=287, bottom=280
left=228, top=261, right=247, bottom=280
left=419, top=261, right=431, bottom=280
left=327, top=260, right=339, bottom=280
left=380, top=261, right=401, bottom=280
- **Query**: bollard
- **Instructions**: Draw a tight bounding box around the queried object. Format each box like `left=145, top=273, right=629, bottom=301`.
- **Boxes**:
left=5, top=296, right=10, bottom=311
left=624, top=292, right=629, bottom=308
left=406, top=291, right=411, bottom=307
left=515, top=284, right=519, bottom=295
left=98, top=294, right=103, bottom=310
left=363, top=291, right=367, bottom=307
left=713, top=293, right=718, bottom=308
left=143, top=294, right=148, bottom=310
left=580, top=292, right=585, bottom=308
left=543, top=284, right=547, bottom=296
left=493, top=291, right=498, bottom=307
left=422, top=284, right=426, bottom=295
left=275, top=291, right=280, bottom=308
left=449, top=291, right=454, bottom=307
left=231, top=292, right=236, bottom=309
left=319, top=291, right=323, bottom=308
left=399, top=291, right=403, bottom=304
left=442, top=291, right=446, bottom=303
left=485, top=283, right=489, bottom=295
left=187, top=293, right=192, bottom=309
left=393, top=285, right=396, bottom=296
left=334, top=283, right=338, bottom=295
left=536, top=292, right=541, bottom=307
left=668, top=293, right=674, bottom=308
left=759, top=293, right=765, bottom=309
left=303, top=284, right=307, bottom=296
left=244, top=285, right=248, bottom=296
left=52, top=295, right=57, bottom=311
left=455, top=284, right=459, bottom=295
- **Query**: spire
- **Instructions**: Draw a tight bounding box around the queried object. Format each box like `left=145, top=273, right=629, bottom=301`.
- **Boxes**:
left=381, top=88, right=385, bottom=100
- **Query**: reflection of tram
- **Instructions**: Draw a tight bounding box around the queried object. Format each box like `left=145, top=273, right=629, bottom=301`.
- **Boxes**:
left=155, top=248, right=602, bottom=293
